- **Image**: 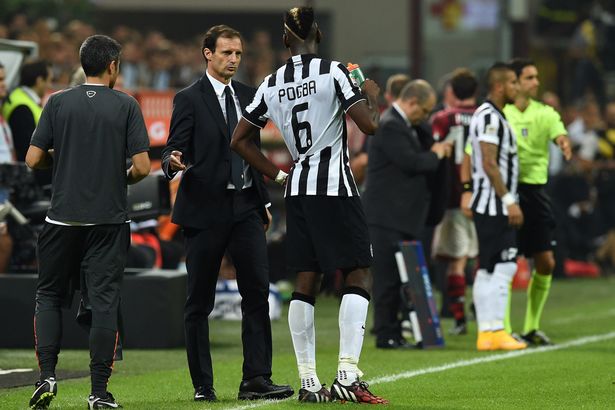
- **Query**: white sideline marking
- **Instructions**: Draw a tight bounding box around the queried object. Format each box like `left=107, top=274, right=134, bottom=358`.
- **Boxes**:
left=225, top=331, right=615, bottom=410
left=0, top=368, right=33, bottom=375
left=368, top=331, right=615, bottom=384
left=550, top=308, right=615, bottom=325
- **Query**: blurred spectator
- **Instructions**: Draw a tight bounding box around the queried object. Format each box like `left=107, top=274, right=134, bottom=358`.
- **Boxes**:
left=542, top=90, right=562, bottom=112
left=567, top=97, right=603, bottom=164
left=2, top=59, right=53, bottom=188
left=0, top=62, right=15, bottom=273
left=568, top=2, right=614, bottom=108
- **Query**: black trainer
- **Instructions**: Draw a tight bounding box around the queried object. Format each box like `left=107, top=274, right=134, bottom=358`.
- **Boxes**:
left=449, top=322, right=468, bottom=336
left=194, top=386, right=217, bottom=402
left=238, top=376, right=294, bottom=400
left=29, top=377, right=57, bottom=409
left=521, top=330, right=553, bottom=346
left=87, top=392, right=121, bottom=409
left=298, top=385, right=332, bottom=403
left=330, top=378, right=388, bottom=404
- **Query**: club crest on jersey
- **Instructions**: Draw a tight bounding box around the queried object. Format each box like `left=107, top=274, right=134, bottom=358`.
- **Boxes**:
left=86, top=91, right=96, bottom=98
left=521, top=128, right=528, bottom=137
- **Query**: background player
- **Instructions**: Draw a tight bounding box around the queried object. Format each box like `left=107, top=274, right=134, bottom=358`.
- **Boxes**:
left=469, top=62, right=527, bottom=351
left=431, top=68, right=479, bottom=336
left=231, top=6, right=388, bottom=405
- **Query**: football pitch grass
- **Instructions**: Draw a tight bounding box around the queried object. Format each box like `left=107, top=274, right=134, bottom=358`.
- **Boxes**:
left=1, top=276, right=614, bottom=409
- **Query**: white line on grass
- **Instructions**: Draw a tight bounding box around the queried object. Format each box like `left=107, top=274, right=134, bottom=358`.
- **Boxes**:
left=225, top=331, right=615, bottom=410
left=368, top=331, right=615, bottom=384
left=549, top=308, right=615, bottom=325
left=0, top=368, right=32, bottom=375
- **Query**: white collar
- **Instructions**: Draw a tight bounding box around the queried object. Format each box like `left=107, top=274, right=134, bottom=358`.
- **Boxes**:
left=21, top=86, right=41, bottom=105
left=392, top=102, right=411, bottom=127
left=83, top=82, right=106, bottom=87
left=206, top=70, right=234, bottom=98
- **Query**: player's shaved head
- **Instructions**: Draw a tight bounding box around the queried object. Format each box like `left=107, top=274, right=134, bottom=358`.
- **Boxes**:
left=486, top=62, right=513, bottom=91
left=399, top=79, right=435, bottom=104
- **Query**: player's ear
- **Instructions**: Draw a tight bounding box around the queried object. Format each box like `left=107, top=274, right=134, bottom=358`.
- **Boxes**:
left=282, top=33, right=290, bottom=49
left=203, top=48, right=212, bottom=62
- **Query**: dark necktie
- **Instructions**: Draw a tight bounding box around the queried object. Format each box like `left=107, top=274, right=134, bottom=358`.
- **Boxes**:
left=224, top=86, right=244, bottom=190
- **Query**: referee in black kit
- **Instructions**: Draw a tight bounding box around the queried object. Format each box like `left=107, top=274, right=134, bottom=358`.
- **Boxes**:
left=25, top=35, right=150, bottom=410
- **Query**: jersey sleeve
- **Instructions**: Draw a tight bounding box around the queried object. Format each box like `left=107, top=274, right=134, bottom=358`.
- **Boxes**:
left=30, top=95, right=54, bottom=150
left=477, top=113, right=500, bottom=145
left=546, top=106, right=567, bottom=140
left=431, top=112, right=447, bottom=141
left=243, top=77, right=270, bottom=128
left=332, top=63, right=365, bottom=112
left=126, top=98, right=150, bottom=156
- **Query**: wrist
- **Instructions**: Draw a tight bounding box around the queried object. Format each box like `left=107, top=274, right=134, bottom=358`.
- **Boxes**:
left=501, top=192, right=516, bottom=207
left=274, top=170, right=288, bottom=186
left=461, top=181, right=472, bottom=192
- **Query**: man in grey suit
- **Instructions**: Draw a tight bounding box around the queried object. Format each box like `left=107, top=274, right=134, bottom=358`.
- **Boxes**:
left=362, top=80, right=451, bottom=349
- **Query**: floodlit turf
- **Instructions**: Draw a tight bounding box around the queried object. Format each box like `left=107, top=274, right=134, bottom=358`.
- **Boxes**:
left=1, top=276, right=614, bottom=409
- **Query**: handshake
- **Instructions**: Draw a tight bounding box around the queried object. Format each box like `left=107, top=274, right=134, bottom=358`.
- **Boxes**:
left=431, top=141, right=453, bottom=160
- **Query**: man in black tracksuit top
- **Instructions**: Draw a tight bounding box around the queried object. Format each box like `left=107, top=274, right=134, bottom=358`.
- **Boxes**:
left=25, top=35, right=150, bottom=410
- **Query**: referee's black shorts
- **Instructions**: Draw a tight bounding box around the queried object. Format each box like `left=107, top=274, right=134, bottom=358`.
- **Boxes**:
left=36, top=222, right=130, bottom=330
left=517, top=183, right=557, bottom=256
left=473, top=213, right=517, bottom=272
left=285, top=195, right=372, bottom=275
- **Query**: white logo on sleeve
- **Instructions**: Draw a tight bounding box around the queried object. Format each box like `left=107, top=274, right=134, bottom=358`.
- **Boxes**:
left=86, top=91, right=96, bottom=98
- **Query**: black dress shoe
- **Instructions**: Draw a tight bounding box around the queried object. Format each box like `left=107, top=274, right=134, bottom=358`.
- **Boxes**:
left=376, top=337, right=415, bottom=349
left=238, top=376, right=294, bottom=400
left=194, top=386, right=217, bottom=402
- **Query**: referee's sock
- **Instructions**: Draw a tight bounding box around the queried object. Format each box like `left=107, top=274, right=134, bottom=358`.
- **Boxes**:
left=288, top=293, right=321, bottom=393
left=89, top=327, right=118, bottom=396
left=523, top=270, right=552, bottom=334
left=34, top=308, right=62, bottom=380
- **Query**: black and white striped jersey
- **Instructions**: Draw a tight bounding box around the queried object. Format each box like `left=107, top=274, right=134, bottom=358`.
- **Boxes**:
left=469, top=100, right=518, bottom=216
left=243, top=54, right=365, bottom=197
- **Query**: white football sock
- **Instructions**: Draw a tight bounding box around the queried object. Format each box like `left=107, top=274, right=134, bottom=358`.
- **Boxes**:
left=337, top=292, right=368, bottom=386
left=473, top=269, right=493, bottom=332
left=490, top=262, right=518, bottom=331
left=288, top=299, right=321, bottom=392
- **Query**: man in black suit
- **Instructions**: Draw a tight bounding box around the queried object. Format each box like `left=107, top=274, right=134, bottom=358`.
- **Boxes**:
left=161, top=25, right=292, bottom=402
left=362, top=79, right=451, bottom=349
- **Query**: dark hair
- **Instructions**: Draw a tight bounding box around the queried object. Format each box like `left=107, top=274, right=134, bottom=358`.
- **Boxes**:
left=486, top=61, right=513, bottom=90
left=79, top=35, right=122, bottom=77
left=19, top=59, right=50, bottom=87
left=450, top=68, right=478, bottom=100
left=284, top=7, right=315, bottom=40
left=508, top=58, right=535, bottom=78
left=386, top=74, right=411, bottom=100
left=202, top=25, right=242, bottom=55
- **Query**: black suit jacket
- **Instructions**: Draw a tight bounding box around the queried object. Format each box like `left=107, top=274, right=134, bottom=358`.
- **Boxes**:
left=362, top=106, right=440, bottom=238
left=162, top=75, right=270, bottom=229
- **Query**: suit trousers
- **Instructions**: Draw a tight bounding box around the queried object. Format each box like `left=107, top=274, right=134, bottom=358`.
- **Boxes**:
left=183, top=188, right=272, bottom=389
left=369, top=225, right=415, bottom=341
